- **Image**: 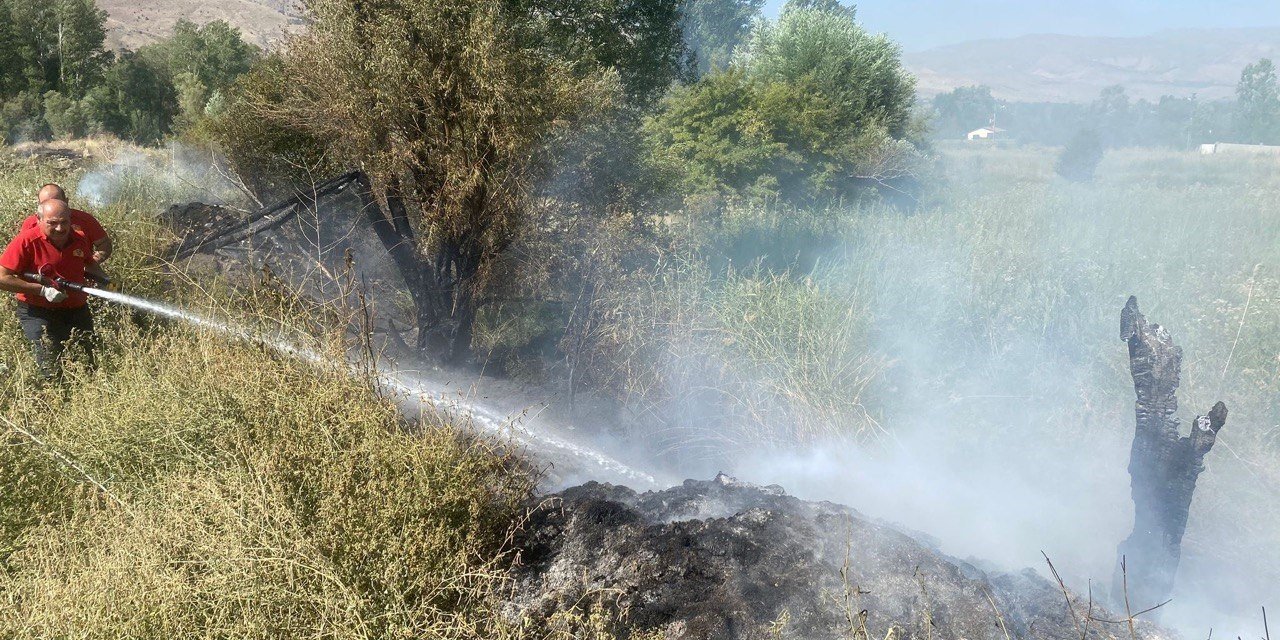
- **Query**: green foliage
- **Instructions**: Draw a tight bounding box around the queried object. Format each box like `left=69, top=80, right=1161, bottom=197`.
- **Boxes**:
left=510, top=0, right=688, bottom=107
left=644, top=69, right=781, bottom=201
left=214, top=0, right=636, bottom=359
left=931, top=85, right=996, bottom=140
left=928, top=87, right=1236, bottom=149
left=0, top=2, right=254, bottom=145
left=680, top=0, right=764, bottom=75
left=0, top=1, right=23, bottom=96
left=1055, top=128, right=1104, bottom=182
left=2, top=0, right=110, bottom=100
left=780, top=0, right=856, bottom=19
left=741, top=7, right=914, bottom=139
left=49, top=0, right=111, bottom=97
left=0, top=90, right=46, bottom=142
left=140, top=19, right=259, bottom=92
left=1088, top=84, right=1131, bottom=147
left=139, top=19, right=260, bottom=132
left=89, top=52, right=179, bottom=144
left=1235, top=58, right=1280, bottom=144
left=203, top=55, right=332, bottom=195
left=645, top=5, right=918, bottom=206
left=41, top=89, right=89, bottom=138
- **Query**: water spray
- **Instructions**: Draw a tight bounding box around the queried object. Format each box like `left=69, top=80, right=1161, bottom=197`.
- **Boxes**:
left=27, top=270, right=656, bottom=486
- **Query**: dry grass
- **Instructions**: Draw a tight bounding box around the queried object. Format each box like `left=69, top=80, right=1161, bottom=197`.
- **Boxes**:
left=0, top=146, right=551, bottom=638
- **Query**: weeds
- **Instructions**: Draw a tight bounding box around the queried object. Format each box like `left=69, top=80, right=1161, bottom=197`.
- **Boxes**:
left=0, top=144, right=539, bottom=638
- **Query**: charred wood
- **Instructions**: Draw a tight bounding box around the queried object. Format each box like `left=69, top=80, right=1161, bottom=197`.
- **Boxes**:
left=1114, top=296, right=1227, bottom=612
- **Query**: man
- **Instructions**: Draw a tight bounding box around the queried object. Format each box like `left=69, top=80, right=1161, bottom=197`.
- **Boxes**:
left=0, top=199, right=104, bottom=377
left=19, top=183, right=112, bottom=264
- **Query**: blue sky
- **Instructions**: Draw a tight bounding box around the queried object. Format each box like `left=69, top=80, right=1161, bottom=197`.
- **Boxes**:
left=761, top=0, right=1280, bottom=51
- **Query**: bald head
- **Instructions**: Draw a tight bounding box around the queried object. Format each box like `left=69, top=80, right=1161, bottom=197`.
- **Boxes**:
left=37, top=199, right=72, bottom=246
left=38, top=183, right=66, bottom=204
left=40, top=198, right=70, bottom=218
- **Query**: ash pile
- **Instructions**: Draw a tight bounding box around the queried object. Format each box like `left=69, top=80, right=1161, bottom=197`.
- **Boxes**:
left=507, top=474, right=1174, bottom=640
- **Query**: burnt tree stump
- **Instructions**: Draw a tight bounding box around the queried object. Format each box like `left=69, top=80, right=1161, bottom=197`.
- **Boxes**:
left=1114, top=296, right=1227, bottom=611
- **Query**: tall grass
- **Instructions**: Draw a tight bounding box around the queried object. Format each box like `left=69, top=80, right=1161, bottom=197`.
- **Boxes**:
left=0, top=145, right=548, bottom=638
left=550, top=144, right=1280, bottom=623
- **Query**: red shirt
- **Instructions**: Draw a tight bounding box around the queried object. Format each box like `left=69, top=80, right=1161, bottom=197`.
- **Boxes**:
left=0, top=227, right=95, bottom=309
left=20, top=208, right=107, bottom=245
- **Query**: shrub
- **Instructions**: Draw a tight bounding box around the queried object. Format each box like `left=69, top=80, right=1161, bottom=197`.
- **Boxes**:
left=1055, top=128, right=1104, bottom=182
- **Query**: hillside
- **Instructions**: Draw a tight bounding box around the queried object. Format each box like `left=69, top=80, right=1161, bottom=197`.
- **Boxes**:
left=96, top=5, right=1280, bottom=104
left=906, top=27, right=1280, bottom=102
left=98, top=0, right=304, bottom=50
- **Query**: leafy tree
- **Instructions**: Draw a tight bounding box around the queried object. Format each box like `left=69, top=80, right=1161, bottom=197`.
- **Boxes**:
left=51, top=0, right=110, bottom=97
left=1235, top=58, right=1280, bottom=144
left=172, top=70, right=209, bottom=130
left=647, top=4, right=918, bottom=205
left=205, top=55, right=332, bottom=194
left=217, top=0, right=617, bottom=361
left=507, top=0, right=687, bottom=107
left=681, top=0, right=764, bottom=75
left=4, top=0, right=109, bottom=98
left=140, top=19, right=259, bottom=132
left=42, top=89, right=89, bottom=138
left=781, top=0, right=856, bottom=19
left=931, top=85, right=996, bottom=139
left=1153, top=94, right=1196, bottom=148
left=6, top=0, right=57, bottom=94
left=141, top=19, right=259, bottom=92
left=1189, top=97, right=1233, bottom=144
left=89, top=52, right=178, bottom=144
left=1055, top=128, right=1104, bottom=183
left=644, top=69, right=779, bottom=200
left=0, top=2, right=23, bottom=96
left=0, top=91, right=46, bottom=141
left=1088, top=84, right=1131, bottom=146
left=741, top=6, right=914, bottom=138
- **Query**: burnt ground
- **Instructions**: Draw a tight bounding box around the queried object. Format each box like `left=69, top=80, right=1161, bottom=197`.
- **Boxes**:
left=161, top=199, right=1179, bottom=639
left=506, top=474, right=1175, bottom=640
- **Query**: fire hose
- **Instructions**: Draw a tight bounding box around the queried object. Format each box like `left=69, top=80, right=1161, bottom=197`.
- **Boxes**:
left=23, top=265, right=111, bottom=292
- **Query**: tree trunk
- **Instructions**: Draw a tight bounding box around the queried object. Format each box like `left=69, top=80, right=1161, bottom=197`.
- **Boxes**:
left=351, top=172, right=442, bottom=354
left=1114, top=295, right=1227, bottom=612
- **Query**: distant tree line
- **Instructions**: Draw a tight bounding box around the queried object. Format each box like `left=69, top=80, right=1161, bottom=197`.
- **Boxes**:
left=929, top=57, right=1280, bottom=148
left=0, top=0, right=258, bottom=145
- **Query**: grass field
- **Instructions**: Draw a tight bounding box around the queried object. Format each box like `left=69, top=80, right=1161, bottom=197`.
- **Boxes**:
left=567, top=142, right=1280, bottom=631
left=720, top=143, right=1280, bottom=630
left=0, top=143, right=548, bottom=638
left=2, top=138, right=1276, bottom=636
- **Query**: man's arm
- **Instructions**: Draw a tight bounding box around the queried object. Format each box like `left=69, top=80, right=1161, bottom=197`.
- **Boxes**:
left=92, top=236, right=112, bottom=263
left=85, top=260, right=109, bottom=285
left=0, top=265, right=43, bottom=297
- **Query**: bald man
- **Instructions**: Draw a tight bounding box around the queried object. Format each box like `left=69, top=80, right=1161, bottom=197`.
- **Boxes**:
left=0, top=199, right=104, bottom=377
left=20, top=183, right=112, bottom=263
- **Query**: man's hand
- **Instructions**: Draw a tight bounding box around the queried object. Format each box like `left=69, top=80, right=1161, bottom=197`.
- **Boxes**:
left=85, top=263, right=111, bottom=290
left=40, top=286, right=67, bottom=303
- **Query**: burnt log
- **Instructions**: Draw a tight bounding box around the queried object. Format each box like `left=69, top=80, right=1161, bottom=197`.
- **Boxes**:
left=1114, top=296, right=1227, bottom=611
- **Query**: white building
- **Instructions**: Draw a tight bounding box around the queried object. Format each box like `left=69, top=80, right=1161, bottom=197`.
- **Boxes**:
left=1199, top=142, right=1280, bottom=156
left=966, top=126, right=1006, bottom=141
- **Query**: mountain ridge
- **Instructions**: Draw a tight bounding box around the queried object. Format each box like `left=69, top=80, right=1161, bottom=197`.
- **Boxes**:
left=98, top=0, right=305, bottom=51
left=905, top=26, right=1280, bottom=103
left=94, top=4, right=1280, bottom=104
